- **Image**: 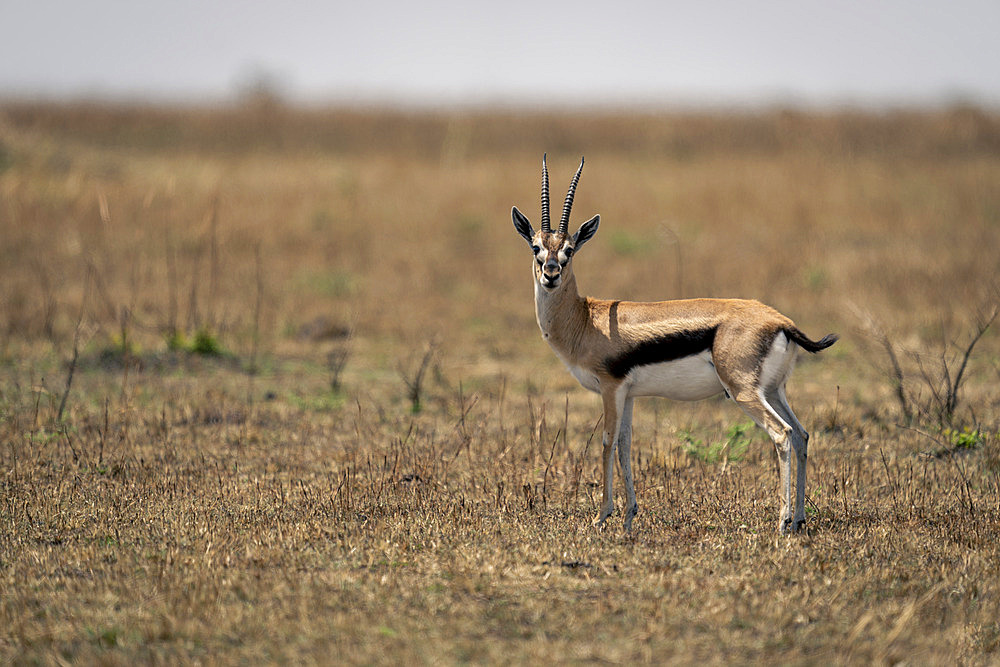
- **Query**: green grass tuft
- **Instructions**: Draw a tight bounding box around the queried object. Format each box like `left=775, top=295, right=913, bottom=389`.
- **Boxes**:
left=190, top=328, right=222, bottom=356
left=681, top=420, right=754, bottom=464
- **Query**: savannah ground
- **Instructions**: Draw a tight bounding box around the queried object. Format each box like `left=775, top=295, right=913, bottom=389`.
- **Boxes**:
left=1, top=102, right=1000, bottom=664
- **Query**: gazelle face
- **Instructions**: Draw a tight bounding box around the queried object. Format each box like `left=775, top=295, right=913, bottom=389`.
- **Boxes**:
left=530, top=232, right=576, bottom=291
left=512, top=207, right=600, bottom=293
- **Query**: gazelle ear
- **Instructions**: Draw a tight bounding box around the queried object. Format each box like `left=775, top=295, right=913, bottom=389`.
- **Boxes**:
left=512, top=206, right=535, bottom=245
left=572, top=214, right=600, bottom=249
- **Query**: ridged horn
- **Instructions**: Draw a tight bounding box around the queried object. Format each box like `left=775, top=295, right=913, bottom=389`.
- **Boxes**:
left=558, top=157, right=584, bottom=236
left=540, top=153, right=551, bottom=232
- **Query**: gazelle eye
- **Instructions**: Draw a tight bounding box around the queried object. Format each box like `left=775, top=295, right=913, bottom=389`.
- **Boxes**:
left=531, top=245, right=541, bottom=254
left=564, top=247, right=575, bottom=257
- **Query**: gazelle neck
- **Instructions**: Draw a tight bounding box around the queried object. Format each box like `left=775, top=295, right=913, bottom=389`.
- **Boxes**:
left=534, top=271, right=589, bottom=352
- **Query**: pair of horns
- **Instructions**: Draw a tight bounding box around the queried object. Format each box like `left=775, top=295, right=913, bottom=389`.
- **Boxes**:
left=540, top=154, right=584, bottom=236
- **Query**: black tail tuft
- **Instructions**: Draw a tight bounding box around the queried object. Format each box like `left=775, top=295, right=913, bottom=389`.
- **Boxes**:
left=785, top=328, right=839, bottom=353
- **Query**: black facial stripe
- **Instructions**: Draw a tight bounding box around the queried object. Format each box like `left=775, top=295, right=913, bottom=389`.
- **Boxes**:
left=603, top=327, right=718, bottom=379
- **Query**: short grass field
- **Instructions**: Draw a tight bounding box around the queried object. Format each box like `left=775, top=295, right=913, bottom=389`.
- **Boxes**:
left=2, top=102, right=1000, bottom=664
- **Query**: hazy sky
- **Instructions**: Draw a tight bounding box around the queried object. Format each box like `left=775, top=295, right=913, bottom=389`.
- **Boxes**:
left=3, top=0, right=999, bottom=107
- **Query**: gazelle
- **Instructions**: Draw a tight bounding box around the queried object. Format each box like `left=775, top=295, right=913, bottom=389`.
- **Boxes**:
left=512, top=155, right=838, bottom=534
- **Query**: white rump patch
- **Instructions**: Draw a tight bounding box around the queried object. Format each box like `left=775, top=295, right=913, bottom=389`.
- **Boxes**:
left=758, top=332, right=798, bottom=392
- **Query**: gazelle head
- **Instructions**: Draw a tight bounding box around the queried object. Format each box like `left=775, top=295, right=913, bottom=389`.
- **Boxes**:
left=512, top=154, right=600, bottom=292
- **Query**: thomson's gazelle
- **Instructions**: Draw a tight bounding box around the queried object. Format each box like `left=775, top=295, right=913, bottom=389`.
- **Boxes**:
left=512, top=155, right=838, bottom=534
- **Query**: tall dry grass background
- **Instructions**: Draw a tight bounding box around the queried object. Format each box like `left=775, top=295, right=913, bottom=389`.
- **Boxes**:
left=1, top=102, right=1000, bottom=663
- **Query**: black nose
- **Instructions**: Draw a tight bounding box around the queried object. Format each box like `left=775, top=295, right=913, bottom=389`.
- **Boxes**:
left=544, top=260, right=559, bottom=274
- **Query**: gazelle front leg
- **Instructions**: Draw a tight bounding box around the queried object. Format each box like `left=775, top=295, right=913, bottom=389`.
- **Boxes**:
left=596, top=383, right=625, bottom=527
left=618, top=397, right=638, bottom=532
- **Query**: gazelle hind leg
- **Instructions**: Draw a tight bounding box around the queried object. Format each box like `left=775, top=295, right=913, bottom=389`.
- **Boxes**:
left=617, top=397, right=638, bottom=532
left=769, top=386, right=809, bottom=531
left=733, top=393, right=795, bottom=534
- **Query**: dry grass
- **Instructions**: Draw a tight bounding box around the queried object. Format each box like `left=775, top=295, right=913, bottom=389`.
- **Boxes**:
left=2, top=102, right=1000, bottom=664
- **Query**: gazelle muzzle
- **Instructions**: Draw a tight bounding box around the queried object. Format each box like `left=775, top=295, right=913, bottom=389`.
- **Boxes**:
left=540, top=264, right=561, bottom=287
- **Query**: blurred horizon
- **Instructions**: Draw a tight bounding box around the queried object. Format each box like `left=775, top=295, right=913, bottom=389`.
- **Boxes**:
left=3, top=0, right=999, bottom=111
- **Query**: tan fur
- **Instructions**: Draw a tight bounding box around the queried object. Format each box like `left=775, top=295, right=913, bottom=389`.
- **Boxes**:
left=541, top=267, right=793, bottom=399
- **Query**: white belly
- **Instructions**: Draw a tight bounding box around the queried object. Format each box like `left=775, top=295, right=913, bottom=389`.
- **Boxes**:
left=626, top=350, right=725, bottom=401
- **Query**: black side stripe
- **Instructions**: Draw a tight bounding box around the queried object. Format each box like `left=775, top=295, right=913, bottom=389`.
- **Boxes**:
left=603, top=327, right=718, bottom=379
